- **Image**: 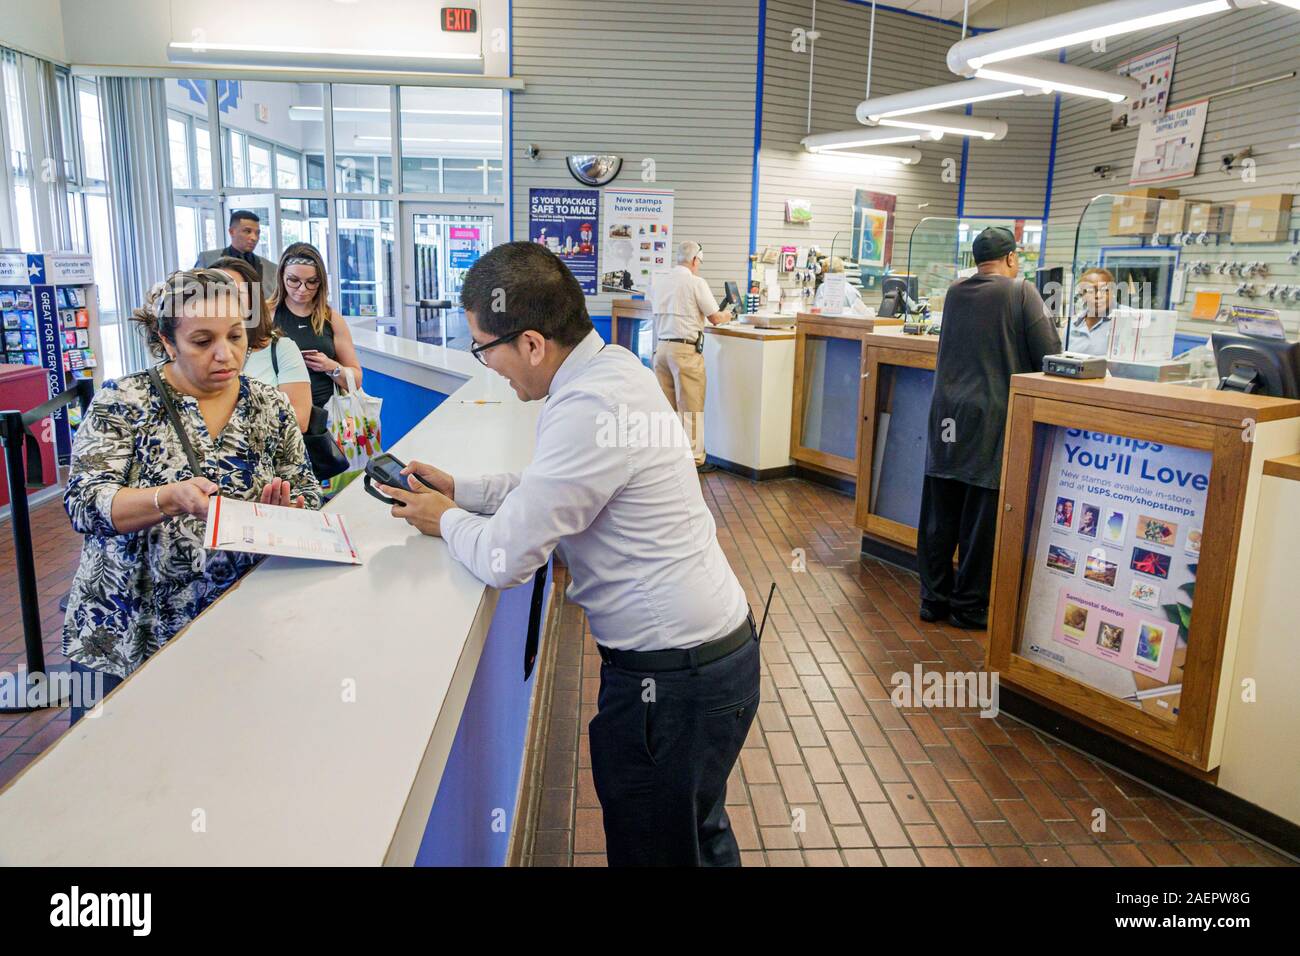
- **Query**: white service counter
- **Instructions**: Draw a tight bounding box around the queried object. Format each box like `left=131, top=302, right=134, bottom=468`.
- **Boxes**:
left=703, top=324, right=796, bottom=478
left=0, top=336, right=544, bottom=865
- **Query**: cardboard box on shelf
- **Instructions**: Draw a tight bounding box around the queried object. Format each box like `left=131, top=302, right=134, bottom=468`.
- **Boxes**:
left=1231, top=194, right=1294, bottom=243
left=1185, top=201, right=1235, bottom=234
left=1110, top=188, right=1180, bottom=236
left=1156, top=199, right=1187, bottom=235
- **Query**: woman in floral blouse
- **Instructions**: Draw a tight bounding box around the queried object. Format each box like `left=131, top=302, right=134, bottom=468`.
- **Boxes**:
left=63, top=268, right=322, bottom=722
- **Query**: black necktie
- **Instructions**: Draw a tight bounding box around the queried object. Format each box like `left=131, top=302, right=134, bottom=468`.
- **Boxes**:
left=524, top=564, right=548, bottom=680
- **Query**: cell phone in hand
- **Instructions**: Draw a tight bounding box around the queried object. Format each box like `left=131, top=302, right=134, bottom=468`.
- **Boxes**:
left=364, top=453, right=435, bottom=506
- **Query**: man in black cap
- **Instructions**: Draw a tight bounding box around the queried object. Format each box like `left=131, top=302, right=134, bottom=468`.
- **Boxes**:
left=918, top=226, right=1061, bottom=629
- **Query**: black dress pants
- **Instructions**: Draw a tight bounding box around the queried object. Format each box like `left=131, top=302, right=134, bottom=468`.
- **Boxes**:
left=588, top=620, right=760, bottom=866
left=917, top=474, right=1000, bottom=612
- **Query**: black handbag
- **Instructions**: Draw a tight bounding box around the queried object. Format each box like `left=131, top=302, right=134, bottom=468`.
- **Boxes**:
left=272, top=338, right=348, bottom=481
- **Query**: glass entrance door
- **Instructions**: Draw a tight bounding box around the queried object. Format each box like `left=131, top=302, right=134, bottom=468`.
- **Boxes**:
left=399, top=201, right=502, bottom=347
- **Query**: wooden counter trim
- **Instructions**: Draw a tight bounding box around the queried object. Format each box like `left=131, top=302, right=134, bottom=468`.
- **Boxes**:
left=1010, top=373, right=1300, bottom=426
left=706, top=325, right=796, bottom=341
left=1263, top=453, right=1300, bottom=481
left=795, top=312, right=904, bottom=334
left=860, top=329, right=940, bottom=354
left=611, top=298, right=652, bottom=318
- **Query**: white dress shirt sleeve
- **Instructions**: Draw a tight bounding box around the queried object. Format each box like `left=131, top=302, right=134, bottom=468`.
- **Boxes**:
left=449, top=471, right=521, bottom=515
left=440, top=388, right=631, bottom=589
left=694, top=275, right=719, bottom=317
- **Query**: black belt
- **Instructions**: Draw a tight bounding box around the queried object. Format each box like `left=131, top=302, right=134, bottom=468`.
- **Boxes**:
left=597, top=612, right=757, bottom=673
left=659, top=337, right=693, bottom=344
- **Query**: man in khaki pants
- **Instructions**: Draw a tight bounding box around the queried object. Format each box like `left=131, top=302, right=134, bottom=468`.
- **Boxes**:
left=651, top=241, right=733, bottom=474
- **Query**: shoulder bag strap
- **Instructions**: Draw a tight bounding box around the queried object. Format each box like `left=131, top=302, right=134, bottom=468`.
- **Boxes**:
left=270, top=337, right=280, bottom=377
left=147, top=365, right=205, bottom=479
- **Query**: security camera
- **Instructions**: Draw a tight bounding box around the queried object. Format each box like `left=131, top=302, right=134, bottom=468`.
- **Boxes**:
left=525, top=143, right=540, bottom=161
left=1092, top=164, right=1112, bottom=178
left=1221, top=147, right=1252, bottom=173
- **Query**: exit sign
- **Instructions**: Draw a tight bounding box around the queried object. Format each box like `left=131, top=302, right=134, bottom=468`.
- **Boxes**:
left=441, top=7, right=477, bottom=32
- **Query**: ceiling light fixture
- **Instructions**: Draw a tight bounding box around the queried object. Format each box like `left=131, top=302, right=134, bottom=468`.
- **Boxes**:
left=973, top=57, right=1140, bottom=102
left=288, top=106, right=499, bottom=121
left=947, top=0, right=1236, bottom=73
left=803, top=128, right=941, bottom=150
left=857, top=78, right=1030, bottom=122
left=167, top=40, right=481, bottom=73
left=875, top=110, right=1009, bottom=140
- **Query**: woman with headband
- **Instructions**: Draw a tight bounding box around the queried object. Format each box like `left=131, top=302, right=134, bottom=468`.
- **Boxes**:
left=271, top=243, right=364, bottom=409
left=62, top=269, right=321, bottom=722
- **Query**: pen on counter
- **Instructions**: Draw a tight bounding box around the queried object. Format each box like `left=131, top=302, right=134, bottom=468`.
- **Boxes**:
left=459, top=399, right=502, bottom=404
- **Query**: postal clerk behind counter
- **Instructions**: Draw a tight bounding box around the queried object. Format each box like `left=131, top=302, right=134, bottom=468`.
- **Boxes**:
left=1062, top=430, right=1210, bottom=492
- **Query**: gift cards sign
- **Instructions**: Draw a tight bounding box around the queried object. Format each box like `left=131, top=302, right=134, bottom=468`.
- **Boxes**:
left=1019, top=427, right=1208, bottom=724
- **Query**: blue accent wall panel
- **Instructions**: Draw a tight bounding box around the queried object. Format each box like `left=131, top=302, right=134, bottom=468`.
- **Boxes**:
left=873, top=366, right=935, bottom=529
left=802, top=337, right=862, bottom=460
left=357, top=368, right=449, bottom=447
left=1174, top=332, right=1208, bottom=357
left=416, top=562, right=552, bottom=866
left=591, top=314, right=611, bottom=343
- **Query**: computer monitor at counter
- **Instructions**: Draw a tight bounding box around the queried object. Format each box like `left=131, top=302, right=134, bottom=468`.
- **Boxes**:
left=1212, top=331, right=1300, bottom=399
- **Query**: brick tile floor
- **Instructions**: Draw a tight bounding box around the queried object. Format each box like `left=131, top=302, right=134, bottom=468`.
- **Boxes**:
left=0, top=493, right=80, bottom=786
left=521, top=472, right=1295, bottom=868
left=2, top=476, right=1293, bottom=867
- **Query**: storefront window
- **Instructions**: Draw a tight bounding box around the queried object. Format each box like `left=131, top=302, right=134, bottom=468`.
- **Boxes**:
left=195, top=123, right=212, bottom=189
left=443, top=159, right=483, bottom=194
left=336, top=199, right=393, bottom=319
left=168, top=116, right=191, bottom=188
left=398, top=86, right=503, bottom=195
left=332, top=84, right=392, bottom=194
left=248, top=139, right=273, bottom=189
left=226, top=128, right=247, bottom=187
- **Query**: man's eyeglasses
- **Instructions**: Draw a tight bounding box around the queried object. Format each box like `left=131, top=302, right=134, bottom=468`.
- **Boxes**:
left=470, top=328, right=527, bottom=365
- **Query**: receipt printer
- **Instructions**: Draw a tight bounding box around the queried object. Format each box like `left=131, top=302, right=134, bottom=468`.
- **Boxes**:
left=1043, top=352, right=1108, bottom=379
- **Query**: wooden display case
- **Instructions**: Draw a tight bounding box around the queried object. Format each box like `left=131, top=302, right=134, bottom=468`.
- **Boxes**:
left=854, top=330, right=938, bottom=551
left=986, top=373, right=1300, bottom=771
left=790, top=313, right=903, bottom=479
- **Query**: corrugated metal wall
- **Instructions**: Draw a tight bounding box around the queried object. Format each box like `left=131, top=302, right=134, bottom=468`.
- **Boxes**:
left=510, top=0, right=760, bottom=316
left=758, top=0, right=963, bottom=275
left=1045, top=5, right=1300, bottom=336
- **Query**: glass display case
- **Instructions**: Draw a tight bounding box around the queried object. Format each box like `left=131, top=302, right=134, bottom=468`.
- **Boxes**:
left=1068, top=192, right=1299, bottom=357
left=904, top=216, right=1045, bottom=315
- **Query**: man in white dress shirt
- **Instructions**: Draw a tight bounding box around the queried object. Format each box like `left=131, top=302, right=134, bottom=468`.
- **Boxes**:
left=650, top=241, right=733, bottom=473
left=379, top=241, right=760, bottom=867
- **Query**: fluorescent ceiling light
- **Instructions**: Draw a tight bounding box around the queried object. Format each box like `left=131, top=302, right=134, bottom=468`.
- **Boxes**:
left=168, top=41, right=480, bottom=60
left=167, top=40, right=482, bottom=74
left=806, top=145, right=924, bottom=165
left=286, top=105, right=496, bottom=119
left=800, top=129, right=930, bottom=164
left=802, top=128, right=941, bottom=151
left=857, top=78, right=1029, bottom=123
left=355, top=136, right=501, bottom=144
left=974, top=58, right=1140, bottom=102
left=876, top=111, right=1008, bottom=140
left=948, top=0, right=1234, bottom=73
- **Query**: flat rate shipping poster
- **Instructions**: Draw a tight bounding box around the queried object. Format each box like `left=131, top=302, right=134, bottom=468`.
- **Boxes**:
left=528, top=188, right=599, bottom=295
left=1129, top=98, right=1208, bottom=185
left=1018, top=427, right=1209, bottom=725
left=600, top=188, right=674, bottom=295
left=1110, top=40, right=1178, bottom=131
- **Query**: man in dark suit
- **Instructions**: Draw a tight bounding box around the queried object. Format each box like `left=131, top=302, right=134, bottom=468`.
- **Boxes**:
left=196, top=210, right=277, bottom=291
left=918, top=226, right=1062, bottom=630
